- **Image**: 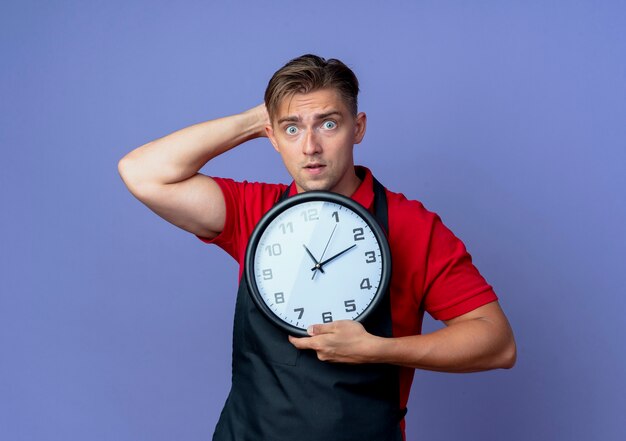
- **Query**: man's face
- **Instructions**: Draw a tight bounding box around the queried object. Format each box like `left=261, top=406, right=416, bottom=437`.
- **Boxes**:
left=266, top=88, right=367, bottom=196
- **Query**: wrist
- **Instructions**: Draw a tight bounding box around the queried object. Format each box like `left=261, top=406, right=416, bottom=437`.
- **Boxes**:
left=362, top=334, right=390, bottom=364
left=240, top=105, right=270, bottom=139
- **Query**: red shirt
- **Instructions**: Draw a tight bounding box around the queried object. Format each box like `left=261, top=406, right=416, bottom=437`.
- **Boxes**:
left=198, top=166, right=497, bottom=420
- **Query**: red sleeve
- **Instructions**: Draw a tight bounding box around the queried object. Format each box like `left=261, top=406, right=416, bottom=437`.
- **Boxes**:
left=196, top=178, right=289, bottom=267
left=422, top=214, right=498, bottom=321
left=196, top=177, right=244, bottom=261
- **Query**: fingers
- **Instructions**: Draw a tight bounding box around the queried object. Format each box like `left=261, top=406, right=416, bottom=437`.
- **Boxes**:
left=288, top=333, right=335, bottom=362
left=287, top=321, right=372, bottom=364
left=287, top=322, right=333, bottom=349
left=288, top=334, right=310, bottom=350
left=307, top=322, right=336, bottom=336
left=287, top=323, right=332, bottom=349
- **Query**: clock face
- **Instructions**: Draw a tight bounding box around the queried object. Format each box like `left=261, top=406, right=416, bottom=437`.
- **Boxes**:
left=245, top=192, right=391, bottom=336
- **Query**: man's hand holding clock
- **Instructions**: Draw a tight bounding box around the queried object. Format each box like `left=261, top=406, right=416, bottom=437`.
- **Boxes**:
left=288, top=320, right=382, bottom=364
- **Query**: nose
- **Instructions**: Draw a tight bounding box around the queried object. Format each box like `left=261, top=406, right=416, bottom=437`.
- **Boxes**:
left=302, top=129, right=322, bottom=155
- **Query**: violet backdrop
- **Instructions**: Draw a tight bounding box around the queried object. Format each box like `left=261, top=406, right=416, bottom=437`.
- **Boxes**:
left=1, top=1, right=625, bottom=440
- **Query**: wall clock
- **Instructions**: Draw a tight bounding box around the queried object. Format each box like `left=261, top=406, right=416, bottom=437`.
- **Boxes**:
left=245, top=191, right=391, bottom=336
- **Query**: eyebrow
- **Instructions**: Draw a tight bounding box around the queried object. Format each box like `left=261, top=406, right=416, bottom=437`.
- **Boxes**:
left=276, top=111, right=343, bottom=125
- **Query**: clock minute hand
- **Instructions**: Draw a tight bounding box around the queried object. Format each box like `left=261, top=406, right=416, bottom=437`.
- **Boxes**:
left=303, top=244, right=324, bottom=274
left=312, top=244, right=357, bottom=271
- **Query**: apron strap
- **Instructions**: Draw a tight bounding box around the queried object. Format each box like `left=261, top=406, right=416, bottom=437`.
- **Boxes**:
left=278, top=184, right=292, bottom=202
left=372, top=177, right=389, bottom=234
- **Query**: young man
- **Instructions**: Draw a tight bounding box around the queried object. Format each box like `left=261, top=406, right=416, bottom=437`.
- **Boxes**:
left=119, top=54, right=516, bottom=441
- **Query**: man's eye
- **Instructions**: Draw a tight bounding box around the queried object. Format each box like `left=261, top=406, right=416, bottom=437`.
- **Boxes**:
left=322, top=121, right=337, bottom=130
left=285, top=126, right=298, bottom=135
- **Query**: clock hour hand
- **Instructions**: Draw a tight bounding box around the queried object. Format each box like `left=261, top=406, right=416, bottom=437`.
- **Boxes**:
left=311, top=244, right=357, bottom=272
left=302, top=244, right=324, bottom=274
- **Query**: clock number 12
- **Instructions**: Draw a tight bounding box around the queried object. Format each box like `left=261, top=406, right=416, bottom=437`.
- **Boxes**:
left=301, top=208, right=319, bottom=222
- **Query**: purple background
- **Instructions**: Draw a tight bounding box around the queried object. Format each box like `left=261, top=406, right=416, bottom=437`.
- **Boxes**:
left=1, top=1, right=625, bottom=440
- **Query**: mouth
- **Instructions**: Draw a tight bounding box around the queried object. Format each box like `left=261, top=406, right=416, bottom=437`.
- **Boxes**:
left=303, top=163, right=326, bottom=176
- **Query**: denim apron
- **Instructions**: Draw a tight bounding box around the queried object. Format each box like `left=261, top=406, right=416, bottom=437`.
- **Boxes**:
left=213, top=177, right=405, bottom=441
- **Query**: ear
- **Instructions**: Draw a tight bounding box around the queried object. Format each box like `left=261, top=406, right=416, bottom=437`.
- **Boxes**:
left=265, top=123, right=280, bottom=152
left=354, top=112, right=367, bottom=144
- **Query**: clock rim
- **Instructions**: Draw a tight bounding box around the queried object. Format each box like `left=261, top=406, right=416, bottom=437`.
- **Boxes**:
left=244, top=190, right=392, bottom=337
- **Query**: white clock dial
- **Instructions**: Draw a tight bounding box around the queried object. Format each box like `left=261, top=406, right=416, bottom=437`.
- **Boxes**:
left=248, top=194, right=389, bottom=335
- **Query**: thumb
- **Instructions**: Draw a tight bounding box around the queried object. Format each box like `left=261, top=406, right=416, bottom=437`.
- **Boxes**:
left=307, top=322, right=335, bottom=336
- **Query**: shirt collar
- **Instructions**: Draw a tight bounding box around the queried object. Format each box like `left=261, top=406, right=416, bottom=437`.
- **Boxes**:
left=287, top=166, right=375, bottom=211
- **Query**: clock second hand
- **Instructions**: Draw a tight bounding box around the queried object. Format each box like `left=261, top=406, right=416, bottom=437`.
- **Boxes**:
left=311, top=224, right=338, bottom=280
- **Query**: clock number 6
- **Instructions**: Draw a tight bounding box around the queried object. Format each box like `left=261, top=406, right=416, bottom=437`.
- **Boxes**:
left=322, top=311, right=333, bottom=323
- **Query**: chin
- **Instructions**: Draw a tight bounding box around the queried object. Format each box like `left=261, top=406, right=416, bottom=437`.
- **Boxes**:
left=298, top=179, right=333, bottom=193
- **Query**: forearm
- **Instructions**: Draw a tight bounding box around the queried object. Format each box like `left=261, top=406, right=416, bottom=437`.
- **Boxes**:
left=119, top=106, right=267, bottom=187
left=292, top=303, right=516, bottom=372
left=369, top=317, right=516, bottom=373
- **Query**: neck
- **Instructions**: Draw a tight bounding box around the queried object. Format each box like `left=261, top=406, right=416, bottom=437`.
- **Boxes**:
left=333, top=168, right=362, bottom=197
